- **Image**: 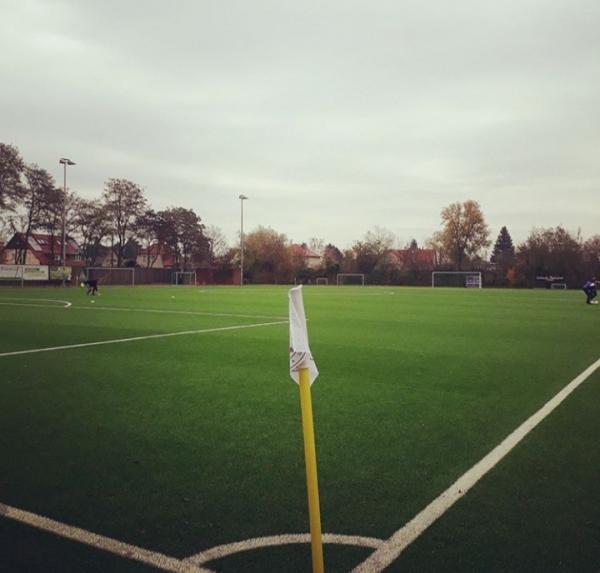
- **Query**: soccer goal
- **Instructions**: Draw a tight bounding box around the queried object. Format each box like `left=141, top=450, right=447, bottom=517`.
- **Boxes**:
left=174, top=271, right=197, bottom=286
left=87, top=267, right=135, bottom=286
left=337, top=273, right=366, bottom=286
left=431, top=271, right=482, bottom=288
left=315, top=278, right=329, bottom=286
left=550, top=282, right=567, bottom=290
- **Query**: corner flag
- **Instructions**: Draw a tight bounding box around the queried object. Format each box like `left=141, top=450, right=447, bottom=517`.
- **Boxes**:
left=288, top=285, right=324, bottom=573
left=289, top=285, right=319, bottom=385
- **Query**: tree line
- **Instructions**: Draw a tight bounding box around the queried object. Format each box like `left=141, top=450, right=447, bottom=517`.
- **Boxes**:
left=0, top=143, right=219, bottom=269
left=1, top=142, right=598, bottom=286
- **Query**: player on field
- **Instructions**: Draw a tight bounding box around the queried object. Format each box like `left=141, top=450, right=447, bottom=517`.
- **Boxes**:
left=583, top=278, right=598, bottom=304
left=84, top=279, right=99, bottom=296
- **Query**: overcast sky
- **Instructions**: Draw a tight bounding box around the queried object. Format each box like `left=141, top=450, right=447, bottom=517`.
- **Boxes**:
left=1, top=0, right=599, bottom=249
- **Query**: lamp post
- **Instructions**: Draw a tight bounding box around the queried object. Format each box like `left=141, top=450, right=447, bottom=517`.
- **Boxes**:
left=239, top=194, right=248, bottom=287
left=59, top=158, right=75, bottom=286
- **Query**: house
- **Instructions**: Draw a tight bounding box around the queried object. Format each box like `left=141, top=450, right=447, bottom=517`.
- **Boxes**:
left=4, top=232, right=84, bottom=268
left=290, top=244, right=322, bottom=270
left=385, top=248, right=436, bottom=270
left=136, top=244, right=175, bottom=269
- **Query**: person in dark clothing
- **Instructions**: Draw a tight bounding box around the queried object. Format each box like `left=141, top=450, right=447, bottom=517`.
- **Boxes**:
left=84, top=279, right=98, bottom=296
left=583, top=278, right=598, bottom=304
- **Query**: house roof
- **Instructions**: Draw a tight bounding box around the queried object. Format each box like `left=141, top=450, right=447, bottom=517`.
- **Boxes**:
left=4, top=233, right=83, bottom=266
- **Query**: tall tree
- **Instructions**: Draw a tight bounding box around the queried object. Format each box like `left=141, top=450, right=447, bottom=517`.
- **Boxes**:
left=7, top=165, right=55, bottom=263
left=102, top=178, right=147, bottom=267
left=490, top=226, right=515, bottom=285
left=135, top=209, right=162, bottom=267
left=0, top=143, right=24, bottom=212
left=437, top=200, right=490, bottom=269
left=156, top=207, right=208, bottom=270
left=72, top=198, right=110, bottom=267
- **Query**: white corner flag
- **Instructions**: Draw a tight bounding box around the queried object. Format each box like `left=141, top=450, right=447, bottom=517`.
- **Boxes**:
left=289, top=285, right=319, bottom=385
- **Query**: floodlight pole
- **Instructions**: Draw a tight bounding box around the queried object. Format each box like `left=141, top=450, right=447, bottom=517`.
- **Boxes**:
left=239, top=194, right=248, bottom=287
left=59, top=158, right=76, bottom=287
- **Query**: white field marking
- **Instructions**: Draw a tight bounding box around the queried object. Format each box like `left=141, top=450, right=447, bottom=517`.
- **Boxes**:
left=0, top=320, right=288, bottom=358
left=67, top=304, right=287, bottom=321
left=185, top=533, right=384, bottom=565
left=352, top=356, right=600, bottom=573
left=0, top=297, right=72, bottom=308
left=0, top=502, right=212, bottom=573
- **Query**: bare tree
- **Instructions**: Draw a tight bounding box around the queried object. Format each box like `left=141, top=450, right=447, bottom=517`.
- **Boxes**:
left=72, top=197, right=111, bottom=267
left=204, top=225, right=229, bottom=260
left=7, top=165, right=55, bottom=263
left=102, top=178, right=147, bottom=267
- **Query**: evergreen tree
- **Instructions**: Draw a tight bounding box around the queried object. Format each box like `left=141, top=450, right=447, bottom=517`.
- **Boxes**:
left=491, top=226, right=514, bottom=263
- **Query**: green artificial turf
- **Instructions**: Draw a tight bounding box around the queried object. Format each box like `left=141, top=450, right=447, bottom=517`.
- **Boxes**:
left=0, top=285, right=598, bottom=572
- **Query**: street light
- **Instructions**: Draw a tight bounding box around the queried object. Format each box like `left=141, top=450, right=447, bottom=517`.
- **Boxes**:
left=59, top=158, right=75, bottom=286
left=239, top=194, right=248, bottom=287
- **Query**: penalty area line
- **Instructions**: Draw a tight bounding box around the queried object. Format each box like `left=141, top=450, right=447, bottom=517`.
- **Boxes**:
left=0, top=502, right=212, bottom=573
left=0, top=320, right=288, bottom=358
left=352, top=356, right=600, bottom=573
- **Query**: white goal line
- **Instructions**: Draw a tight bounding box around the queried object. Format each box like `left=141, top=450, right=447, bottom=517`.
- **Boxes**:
left=0, top=320, right=288, bottom=359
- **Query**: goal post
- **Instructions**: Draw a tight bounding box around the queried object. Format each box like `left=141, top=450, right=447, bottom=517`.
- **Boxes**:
left=431, top=271, right=482, bottom=288
left=336, top=273, right=366, bottom=286
left=315, top=278, right=329, bottom=286
left=174, top=271, right=197, bottom=286
left=87, top=267, right=135, bottom=286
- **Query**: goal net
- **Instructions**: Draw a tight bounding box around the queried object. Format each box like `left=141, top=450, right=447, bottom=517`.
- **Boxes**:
left=315, top=278, right=329, bottom=286
left=431, top=271, right=482, bottom=288
left=87, top=267, right=135, bottom=286
left=174, top=271, right=197, bottom=286
left=337, top=273, right=365, bottom=286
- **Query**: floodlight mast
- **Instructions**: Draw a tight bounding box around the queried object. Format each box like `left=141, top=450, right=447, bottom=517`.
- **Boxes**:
left=59, top=158, right=76, bottom=286
left=239, top=194, right=248, bottom=287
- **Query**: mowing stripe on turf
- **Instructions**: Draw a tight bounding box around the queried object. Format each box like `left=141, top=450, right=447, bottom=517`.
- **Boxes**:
left=185, top=533, right=383, bottom=565
left=0, top=320, right=288, bottom=358
left=0, top=502, right=212, bottom=573
left=352, top=356, right=600, bottom=573
left=68, top=304, right=287, bottom=320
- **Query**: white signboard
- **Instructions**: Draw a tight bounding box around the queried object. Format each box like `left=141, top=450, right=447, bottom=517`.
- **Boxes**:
left=0, top=265, right=48, bottom=281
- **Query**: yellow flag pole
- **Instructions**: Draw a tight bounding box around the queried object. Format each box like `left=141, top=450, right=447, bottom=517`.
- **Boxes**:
left=299, top=366, right=325, bottom=573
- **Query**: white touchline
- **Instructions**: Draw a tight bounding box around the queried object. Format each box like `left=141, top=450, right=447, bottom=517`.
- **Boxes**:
left=0, top=502, right=213, bottom=573
left=0, top=320, right=288, bottom=358
left=352, top=356, right=600, bottom=573
left=0, top=298, right=72, bottom=308
left=185, top=533, right=383, bottom=565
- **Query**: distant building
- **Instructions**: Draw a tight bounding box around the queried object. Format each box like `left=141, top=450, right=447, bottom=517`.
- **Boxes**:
left=136, top=244, right=175, bottom=269
left=290, top=244, right=322, bottom=270
left=4, top=233, right=84, bottom=268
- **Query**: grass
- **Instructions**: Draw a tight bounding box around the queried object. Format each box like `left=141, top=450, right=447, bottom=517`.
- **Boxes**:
left=0, top=285, right=599, bottom=572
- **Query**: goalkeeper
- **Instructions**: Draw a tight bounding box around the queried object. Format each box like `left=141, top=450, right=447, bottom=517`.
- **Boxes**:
left=583, top=278, right=598, bottom=305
